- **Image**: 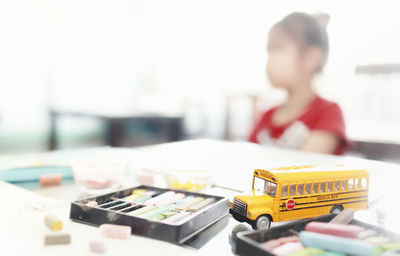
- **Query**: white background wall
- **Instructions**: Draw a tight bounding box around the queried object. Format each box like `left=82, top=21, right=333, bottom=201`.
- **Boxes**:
left=1, top=0, right=400, bottom=150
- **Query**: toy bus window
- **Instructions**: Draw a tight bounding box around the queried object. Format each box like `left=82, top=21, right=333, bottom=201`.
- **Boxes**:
left=253, top=176, right=265, bottom=193
left=265, top=181, right=277, bottom=197
left=327, top=181, right=333, bottom=192
left=334, top=181, right=340, bottom=191
left=348, top=179, right=355, bottom=190
left=341, top=180, right=347, bottom=190
left=297, top=184, right=304, bottom=195
left=320, top=182, right=327, bottom=193
left=289, top=185, right=296, bottom=196
left=305, top=183, right=312, bottom=194
left=312, top=183, right=319, bottom=194
left=361, top=178, right=367, bottom=189
left=354, top=178, right=361, bottom=189
left=281, top=185, right=288, bottom=197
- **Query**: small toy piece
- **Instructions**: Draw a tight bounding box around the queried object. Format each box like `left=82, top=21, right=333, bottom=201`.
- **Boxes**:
left=90, top=240, right=107, bottom=253
left=44, top=214, right=63, bottom=231
left=39, top=173, right=62, bottom=187
left=229, top=165, right=369, bottom=230
left=44, top=233, right=71, bottom=245
left=99, top=224, right=131, bottom=239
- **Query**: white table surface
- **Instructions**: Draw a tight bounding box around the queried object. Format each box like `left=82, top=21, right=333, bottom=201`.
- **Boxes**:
left=1, top=139, right=400, bottom=256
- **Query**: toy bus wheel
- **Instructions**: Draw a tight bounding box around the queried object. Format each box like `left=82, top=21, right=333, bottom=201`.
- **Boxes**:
left=253, top=215, right=271, bottom=230
left=330, top=205, right=344, bottom=214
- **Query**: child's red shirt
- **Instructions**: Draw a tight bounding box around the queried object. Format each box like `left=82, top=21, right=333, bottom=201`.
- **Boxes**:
left=249, top=96, right=350, bottom=155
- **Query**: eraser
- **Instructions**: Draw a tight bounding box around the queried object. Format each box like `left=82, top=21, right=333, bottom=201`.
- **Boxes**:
left=305, top=221, right=365, bottom=238
left=39, top=173, right=62, bottom=187
left=44, top=214, right=62, bottom=231
left=44, top=233, right=71, bottom=245
left=300, top=231, right=374, bottom=256
left=90, top=240, right=107, bottom=254
left=99, top=224, right=131, bottom=239
left=329, top=208, right=355, bottom=224
left=272, top=242, right=304, bottom=256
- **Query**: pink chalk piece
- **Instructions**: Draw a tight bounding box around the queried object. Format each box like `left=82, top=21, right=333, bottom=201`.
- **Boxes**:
left=163, top=211, right=191, bottom=224
left=261, top=239, right=281, bottom=251
left=272, top=242, right=304, bottom=256
left=136, top=172, right=155, bottom=186
left=277, top=236, right=299, bottom=244
left=99, top=224, right=131, bottom=239
left=305, top=221, right=365, bottom=239
left=85, top=201, right=98, bottom=207
left=143, top=191, right=176, bottom=206
left=39, top=173, right=62, bottom=187
left=90, top=240, right=107, bottom=254
left=156, top=193, right=186, bottom=207
left=82, top=179, right=114, bottom=189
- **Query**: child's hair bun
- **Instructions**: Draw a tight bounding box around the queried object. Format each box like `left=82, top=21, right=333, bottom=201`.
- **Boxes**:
left=313, top=13, right=330, bottom=29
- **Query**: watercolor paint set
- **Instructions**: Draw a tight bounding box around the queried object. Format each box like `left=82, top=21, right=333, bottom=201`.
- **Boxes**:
left=69, top=185, right=229, bottom=244
left=232, top=213, right=400, bottom=256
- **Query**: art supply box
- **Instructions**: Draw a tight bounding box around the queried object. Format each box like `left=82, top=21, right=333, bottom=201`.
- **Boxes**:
left=232, top=214, right=400, bottom=256
left=70, top=185, right=229, bottom=244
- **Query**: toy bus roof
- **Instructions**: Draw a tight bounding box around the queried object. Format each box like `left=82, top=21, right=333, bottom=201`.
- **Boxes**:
left=254, top=165, right=368, bottom=183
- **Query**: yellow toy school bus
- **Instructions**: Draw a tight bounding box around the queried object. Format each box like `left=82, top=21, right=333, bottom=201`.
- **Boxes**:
left=230, top=165, right=369, bottom=229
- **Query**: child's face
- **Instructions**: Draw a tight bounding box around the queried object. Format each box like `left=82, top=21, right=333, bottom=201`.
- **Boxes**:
left=266, top=28, right=306, bottom=89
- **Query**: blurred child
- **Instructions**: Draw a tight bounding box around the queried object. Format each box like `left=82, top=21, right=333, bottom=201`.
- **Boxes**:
left=249, top=12, right=349, bottom=155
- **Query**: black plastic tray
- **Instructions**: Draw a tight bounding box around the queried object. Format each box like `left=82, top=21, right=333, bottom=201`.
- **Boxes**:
left=70, top=185, right=229, bottom=244
left=233, top=214, right=400, bottom=256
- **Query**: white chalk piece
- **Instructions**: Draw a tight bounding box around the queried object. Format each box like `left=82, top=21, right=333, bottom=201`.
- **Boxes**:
left=329, top=208, right=355, bottom=224
left=358, top=229, right=377, bottom=239
left=44, top=233, right=71, bottom=245
left=188, top=198, right=216, bottom=212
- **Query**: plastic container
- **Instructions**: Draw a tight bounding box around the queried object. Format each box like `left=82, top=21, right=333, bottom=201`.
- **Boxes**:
left=71, top=158, right=127, bottom=193
left=163, top=167, right=212, bottom=192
